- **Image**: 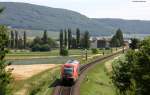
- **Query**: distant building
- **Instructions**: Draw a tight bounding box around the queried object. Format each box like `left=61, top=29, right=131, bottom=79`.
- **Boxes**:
left=90, top=37, right=111, bottom=48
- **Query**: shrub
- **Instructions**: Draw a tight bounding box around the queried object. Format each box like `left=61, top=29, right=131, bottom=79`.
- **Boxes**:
left=60, top=48, right=68, bottom=56
left=40, top=44, right=50, bottom=51
left=91, top=48, right=99, bottom=54
left=31, top=44, right=41, bottom=52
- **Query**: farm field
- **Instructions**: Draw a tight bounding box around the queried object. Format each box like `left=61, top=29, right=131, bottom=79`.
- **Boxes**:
left=6, top=49, right=92, bottom=60
left=80, top=55, right=123, bottom=95
left=10, top=66, right=60, bottom=95
left=7, top=49, right=115, bottom=65
left=7, top=64, right=60, bottom=80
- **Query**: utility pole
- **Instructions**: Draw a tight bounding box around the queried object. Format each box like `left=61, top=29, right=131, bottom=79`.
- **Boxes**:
left=85, top=49, right=88, bottom=61
left=81, top=49, right=84, bottom=64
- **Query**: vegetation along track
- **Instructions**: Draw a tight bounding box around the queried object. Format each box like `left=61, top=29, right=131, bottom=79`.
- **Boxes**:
left=52, top=49, right=127, bottom=95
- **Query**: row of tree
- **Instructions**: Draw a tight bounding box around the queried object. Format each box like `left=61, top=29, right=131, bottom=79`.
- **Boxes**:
left=30, top=30, right=57, bottom=51
left=9, top=31, right=27, bottom=49
left=7, top=30, right=58, bottom=51
left=59, top=28, right=90, bottom=55
left=60, top=28, right=90, bottom=49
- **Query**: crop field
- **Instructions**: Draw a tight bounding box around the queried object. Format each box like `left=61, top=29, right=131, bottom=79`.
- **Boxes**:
left=10, top=67, right=61, bottom=95
left=9, top=56, right=81, bottom=65
left=8, top=49, right=115, bottom=65
left=6, top=49, right=92, bottom=60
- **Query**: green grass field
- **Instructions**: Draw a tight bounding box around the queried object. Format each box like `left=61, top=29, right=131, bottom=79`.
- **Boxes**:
left=80, top=59, right=116, bottom=95
left=7, top=49, right=113, bottom=65
left=6, top=49, right=91, bottom=58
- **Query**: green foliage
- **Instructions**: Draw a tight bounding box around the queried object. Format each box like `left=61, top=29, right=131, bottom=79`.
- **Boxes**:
left=60, top=48, right=68, bottom=56
left=76, top=28, right=80, bottom=48
left=0, top=7, right=5, bottom=13
left=111, top=29, right=124, bottom=47
left=23, top=31, right=27, bottom=49
left=31, top=31, right=57, bottom=51
left=81, top=31, right=90, bottom=49
left=91, top=48, right=99, bottom=54
left=40, top=44, right=50, bottom=51
left=15, top=30, right=18, bottom=49
left=112, top=54, right=132, bottom=95
left=31, top=43, right=50, bottom=52
left=10, top=31, right=15, bottom=48
left=112, top=37, right=150, bottom=95
left=64, top=29, right=67, bottom=48
left=0, top=25, right=12, bottom=95
left=129, top=38, right=140, bottom=50
left=71, top=37, right=77, bottom=49
left=18, top=37, right=23, bottom=49
left=68, top=28, right=72, bottom=49
left=42, top=30, right=48, bottom=44
left=31, top=44, right=41, bottom=52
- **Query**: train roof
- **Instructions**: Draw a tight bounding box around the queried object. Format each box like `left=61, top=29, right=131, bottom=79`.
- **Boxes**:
left=65, top=60, right=79, bottom=64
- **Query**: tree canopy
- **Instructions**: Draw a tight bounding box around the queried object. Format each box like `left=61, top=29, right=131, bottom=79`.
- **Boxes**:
left=111, top=29, right=124, bottom=47
left=112, top=37, right=150, bottom=95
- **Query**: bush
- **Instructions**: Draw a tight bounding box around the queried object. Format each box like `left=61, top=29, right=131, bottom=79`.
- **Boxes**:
left=91, top=48, right=99, bottom=54
left=105, top=47, right=111, bottom=50
left=31, top=44, right=41, bottom=52
left=60, top=48, right=68, bottom=56
left=112, top=37, right=150, bottom=95
left=31, top=44, right=51, bottom=52
left=40, top=44, right=50, bottom=51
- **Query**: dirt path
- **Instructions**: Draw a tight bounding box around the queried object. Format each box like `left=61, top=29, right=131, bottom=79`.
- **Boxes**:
left=7, top=64, right=60, bottom=80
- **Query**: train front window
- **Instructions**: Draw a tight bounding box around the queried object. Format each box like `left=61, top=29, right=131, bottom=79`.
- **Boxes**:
left=64, top=67, right=73, bottom=75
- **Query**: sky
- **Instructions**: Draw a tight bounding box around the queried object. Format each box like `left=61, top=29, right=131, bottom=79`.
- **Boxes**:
left=0, top=0, right=150, bottom=20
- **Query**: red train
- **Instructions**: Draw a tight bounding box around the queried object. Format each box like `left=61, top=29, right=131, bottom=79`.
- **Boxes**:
left=61, top=60, right=80, bottom=83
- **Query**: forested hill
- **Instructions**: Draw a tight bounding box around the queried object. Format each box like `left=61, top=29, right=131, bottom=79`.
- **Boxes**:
left=0, top=2, right=150, bottom=36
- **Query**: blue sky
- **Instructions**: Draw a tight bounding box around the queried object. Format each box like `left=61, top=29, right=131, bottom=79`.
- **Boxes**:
left=0, top=0, right=150, bottom=20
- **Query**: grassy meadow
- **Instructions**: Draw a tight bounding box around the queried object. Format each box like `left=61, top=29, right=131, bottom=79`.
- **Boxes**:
left=80, top=56, right=120, bottom=95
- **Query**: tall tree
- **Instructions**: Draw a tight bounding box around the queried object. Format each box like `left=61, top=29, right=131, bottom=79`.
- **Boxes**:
left=68, top=28, right=72, bottom=49
left=18, top=36, right=23, bottom=49
left=59, top=29, right=64, bottom=54
left=42, top=30, right=48, bottom=44
left=0, top=25, right=12, bottom=95
left=83, top=31, right=90, bottom=49
left=23, top=31, right=26, bottom=49
left=64, top=29, right=67, bottom=48
left=71, top=37, right=77, bottom=49
left=76, top=28, right=80, bottom=48
left=0, top=7, right=4, bottom=13
left=110, top=29, right=124, bottom=47
left=10, top=30, right=15, bottom=48
left=116, top=29, right=124, bottom=46
left=15, top=30, right=18, bottom=49
left=129, top=38, right=140, bottom=50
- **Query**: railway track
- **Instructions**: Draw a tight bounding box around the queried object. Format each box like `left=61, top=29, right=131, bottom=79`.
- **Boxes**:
left=52, top=49, right=127, bottom=95
left=59, top=86, right=72, bottom=95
